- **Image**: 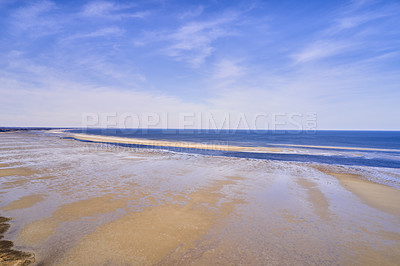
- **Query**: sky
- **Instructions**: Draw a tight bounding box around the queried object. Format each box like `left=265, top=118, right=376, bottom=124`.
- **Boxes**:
left=0, top=0, right=399, bottom=130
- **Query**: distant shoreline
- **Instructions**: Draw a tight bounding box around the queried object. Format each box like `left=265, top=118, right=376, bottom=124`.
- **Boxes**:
left=0, top=127, right=69, bottom=133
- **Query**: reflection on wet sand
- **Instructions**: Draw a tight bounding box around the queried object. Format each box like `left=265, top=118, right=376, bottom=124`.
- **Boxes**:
left=314, top=165, right=400, bottom=216
left=1, top=132, right=400, bottom=265
left=295, top=178, right=331, bottom=220
left=0, top=168, right=40, bottom=178
left=2, top=195, right=45, bottom=212
left=18, top=194, right=129, bottom=246
left=60, top=178, right=244, bottom=265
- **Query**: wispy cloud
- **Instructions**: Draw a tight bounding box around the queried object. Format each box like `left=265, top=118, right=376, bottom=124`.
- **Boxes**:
left=82, top=26, right=124, bottom=37
left=81, top=1, right=149, bottom=20
left=11, top=0, right=60, bottom=36
left=163, top=12, right=239, bottom=66
left=208, top=58, right=246, bottom=90
left=334, top=13, right=383, bottom=30
left=327, top=6, right=398, bottom=33
left=177, top=6, right=204, bottom=20
left=63, top=26, right=125, bottom=42
left=213, top=59, right=243, bottom=79
left=81, top=1, right=118, bottom=17
left=132, top=8, right=242, bottom=66
left=292, top=0, right=400, bottom=65
left=292, top=41, right=354, bottom=63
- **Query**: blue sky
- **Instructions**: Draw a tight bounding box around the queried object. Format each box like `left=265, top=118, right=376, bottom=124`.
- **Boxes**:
left=0, top=0, right=399, bottom=129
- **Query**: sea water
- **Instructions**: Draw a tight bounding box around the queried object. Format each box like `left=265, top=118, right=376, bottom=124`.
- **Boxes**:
left=68, top=129, right=400, bottom=169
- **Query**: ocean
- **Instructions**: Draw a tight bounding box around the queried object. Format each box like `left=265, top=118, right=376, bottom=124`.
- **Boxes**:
left=67, top=129, right=400, bottom=169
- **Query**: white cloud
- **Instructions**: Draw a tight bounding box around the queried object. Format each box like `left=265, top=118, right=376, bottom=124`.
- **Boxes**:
left=81, top=1, right=148, bottom=20
left=131, top=8, right=250, bottom=66
left=81, top=1, right=116, bottom=17
left=292, top=41, right=353, bottom=63
left=0, top=50, right=146, bottom=94
left=177, top=6, right=204, bottom=20
left=328, top=8, right=396, bottom=33
left=336, top=14, right=375, bottom=29
left=213, top=59, right=243, bottom=79
left=85, top=27, right=124, bottom=37
left=63, top=27, right=125, bottom=42
left=162, top=12, right=239, bottom=66
left=210, top=59, right=245, bottom=88
left=11, top=0, right=59, bottom=36
left=292, top=1, right=400, bottom=65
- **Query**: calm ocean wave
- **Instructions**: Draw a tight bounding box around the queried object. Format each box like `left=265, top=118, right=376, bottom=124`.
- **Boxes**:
left=67, top=129, right=400, bottom=169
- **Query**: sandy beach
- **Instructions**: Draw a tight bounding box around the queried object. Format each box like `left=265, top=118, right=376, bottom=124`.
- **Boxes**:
left=1, top=131, right=400, bottom=265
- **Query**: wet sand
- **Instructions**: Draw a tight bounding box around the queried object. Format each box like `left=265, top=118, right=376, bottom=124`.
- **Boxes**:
left=1, top=131, right=400, bottom=265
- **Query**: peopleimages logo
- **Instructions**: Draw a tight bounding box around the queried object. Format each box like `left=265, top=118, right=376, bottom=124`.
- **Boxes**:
left=81, top=112, right=317, bottom=133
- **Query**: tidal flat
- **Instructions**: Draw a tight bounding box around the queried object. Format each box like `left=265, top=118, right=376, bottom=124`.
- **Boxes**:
left=0, top=131, right=400, bottom=265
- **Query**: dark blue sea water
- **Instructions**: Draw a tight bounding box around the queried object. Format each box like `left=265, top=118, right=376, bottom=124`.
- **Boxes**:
left=68, top=129, right=400, bottom=169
